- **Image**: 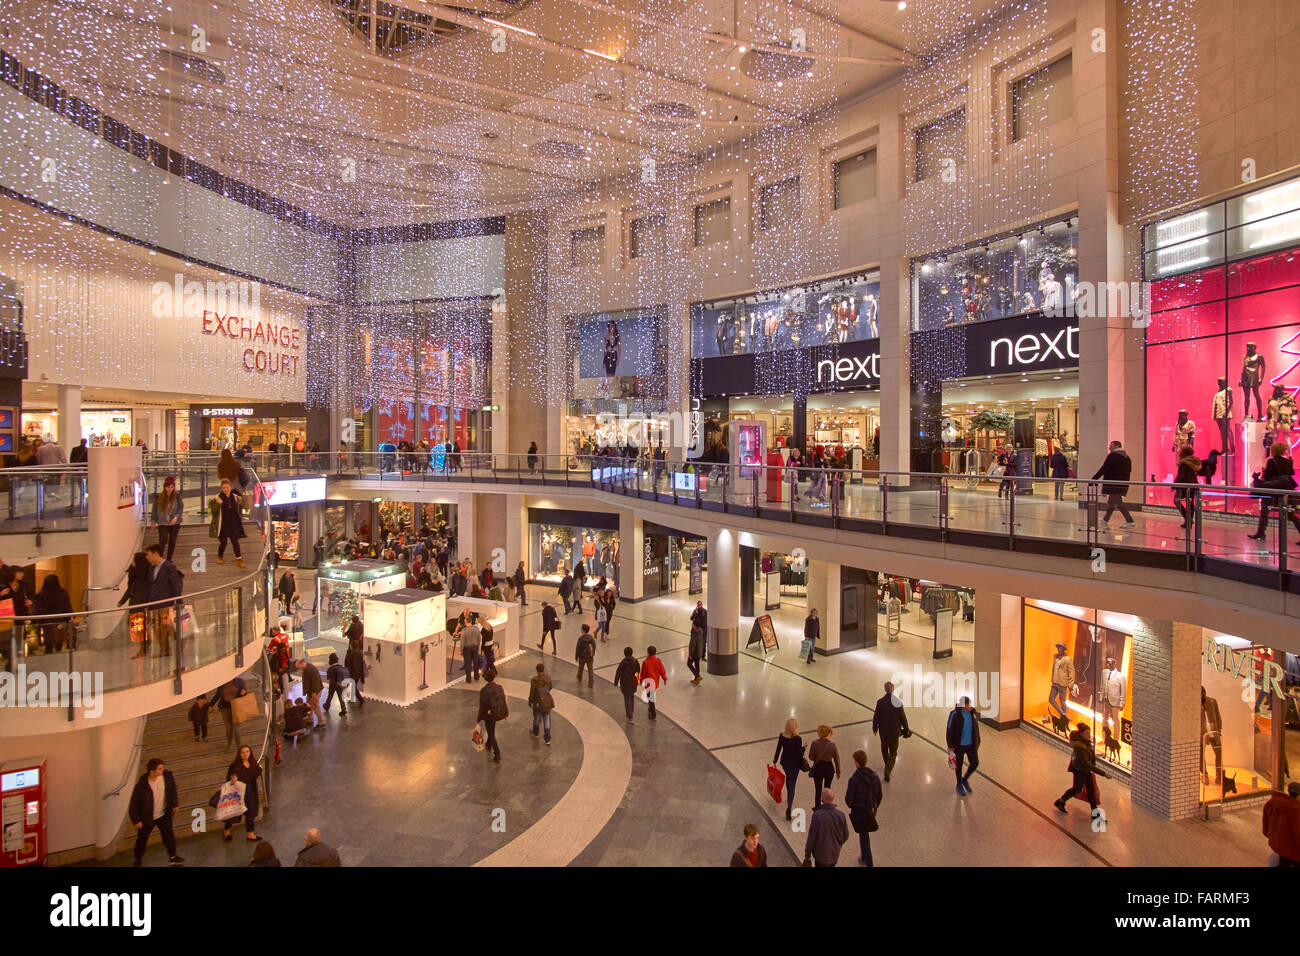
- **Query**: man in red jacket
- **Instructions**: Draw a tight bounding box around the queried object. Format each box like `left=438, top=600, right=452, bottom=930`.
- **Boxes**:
left=639, top=645, right=668, bottom=720
left=1262, top=782, right=1300, bottom=866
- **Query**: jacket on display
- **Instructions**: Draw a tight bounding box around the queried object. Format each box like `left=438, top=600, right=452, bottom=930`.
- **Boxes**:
left=1051, top=654, right=1076, bottom=688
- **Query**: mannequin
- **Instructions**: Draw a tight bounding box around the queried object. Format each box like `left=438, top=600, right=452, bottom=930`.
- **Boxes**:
left=1212, top=376, right=1234, bottom=455
left=1266, top=384, right=1296, bottom=448
left=1046, top=642, right=1075, bottom=724
left=1240, top=342, right=1265, bottom=420
left=1201, top=686, right=1223, bottom=784
left=1172, top=409, right=1196, bottom=456
left=1039, top=264, right=1064, bottom=316
left=1101, top=656, right=1126, bottom=735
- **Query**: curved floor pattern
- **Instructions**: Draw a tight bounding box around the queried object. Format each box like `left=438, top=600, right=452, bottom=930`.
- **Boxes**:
left=454, top=676, right=633, bottom=867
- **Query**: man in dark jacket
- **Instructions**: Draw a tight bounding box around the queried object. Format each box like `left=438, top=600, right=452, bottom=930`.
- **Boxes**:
left=871, top=681, right=910, bottom=782
left=803, top=608, right=820, bottom=665
left=513, top=561, right=527, bottom=606
left=558, top=572, right=574, bottom=614
left=145, top=544, right=184, bottom=654
left=575, top=623, right=597, bottom=688
left=295, top=828, right=341, bottom=866
left=344, top=638, right=366, bottom=706
left=946, top=696, right=981, bottom=795
left=690, top=600, right=707, bottom=663
left=129, top=758, right=184, bottom=867
left=476, top=667, right=507, bottom=763
left=844, top=750, right=883, bottom=866
left=539, top=601, right=559, bottom=653
left=1091, top=440, right=1135, bottom=525
left=803, top=788, right=849, bottom=867
left=296, top=658, right=325, bottom=728
left=729, top=824, right=768, bottom=867
left=1049, top=447, right=1069, bottom=500
left=613, top=646, right=640, bottom=721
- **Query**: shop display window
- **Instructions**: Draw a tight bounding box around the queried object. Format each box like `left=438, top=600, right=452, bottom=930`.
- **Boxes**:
left=378, top=501, right=414, bottom=534
left=315, top=560, right=406, bottom=641
left=913, top=217, right=1078, bottom=331
left=1144, top=246, right=1300, bottom=506
left=691, top=271, right=881, bottom=359
left=272, top=518, right=299, bottom=561
left=323, top=504, right=346, bottom=550
left=530, top=524, right=619, bottom=586
left=1199, top=635, right=1287, bottom=802
left=350, top=501, right=372, bottom=541
left=1023, top=603, right=1133, bottom=772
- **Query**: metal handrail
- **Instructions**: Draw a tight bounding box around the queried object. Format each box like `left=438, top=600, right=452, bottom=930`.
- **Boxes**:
left=101, top=731, right=143, bottom=800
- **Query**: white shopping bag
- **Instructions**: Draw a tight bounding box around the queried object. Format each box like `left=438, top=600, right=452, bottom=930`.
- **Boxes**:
left=213, top=780, right=247, bottom=821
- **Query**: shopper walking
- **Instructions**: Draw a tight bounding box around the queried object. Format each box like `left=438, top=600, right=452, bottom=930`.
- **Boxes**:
left=729, top=824, right=768, bottom=867
left=1248, top=442, right=1300, bottom=543
left=996, top=447, right=1015, bottom=500
left=295, top=658, right=325, bottom=728
left=640, top=645, right=667, bottom=719
left=459, top=615, right=482, bottom=683
left=1053, top=722, right=1107, bottom=816
left=803, top=608, right=819, bottom=664
left=613, top=646, right=640, bottom=721
left=129, top=758, right=183, bottom=867
left=871, top=681, right=910, bottom=782
left=528, top=662, right=554, bottom=745
left=1172, top=446, right=1201, bottom=529
left=527, top=441, right=538, bottom=474
left=249, top=842, right=281, bottom=867
left=844, top=750, right=883, bottom=866
left=153, top=476, right=183, bottom=561
left=144, top=544, right=184, bottom=656
left=946, top=696, right=981, bottom=795
left=802, top=789, right=849, bottom=868
left=575, top=623, right=596, bottom=687
left=214, top=675, right=247, bottom=749
left=1262, top=782, right=1300, bottom=866
left=558, top=572, right=574, bottom=614
left=1091, top=440, right=1135, bottom=526
left=344, top=637, right=366, bottom=706
left=324, top=652, right=349, bottom=717
left=218, top=446, right=241, bottom=490
left=294, top=828, right=341, bottom=867
left=572, top=563, right=586, bottom=612
left=476, top=667, right=507, bottom=763
left=222, top=745, right=262, bottom=843
left=34, top=573, right=72, bottom=655
left=686, top=625, right=705, bottom=684
left=808, top=724, right=840, bottom=809
left=514, top=561, right=527, bottom=606
left=594, top=600, right=609, bottom=642
left=214, top=478, right=246, bottom=568
left=773, top=717, right=806, bottom=820
left=539, top=601, right=559, bottom=653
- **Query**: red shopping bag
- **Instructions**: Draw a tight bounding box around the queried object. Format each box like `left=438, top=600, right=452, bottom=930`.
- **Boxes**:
left=766, top=763, right=786, bottom=804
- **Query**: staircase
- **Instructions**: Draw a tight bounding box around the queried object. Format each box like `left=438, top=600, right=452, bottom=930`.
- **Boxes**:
left=116, top=669, right=271, bottom=854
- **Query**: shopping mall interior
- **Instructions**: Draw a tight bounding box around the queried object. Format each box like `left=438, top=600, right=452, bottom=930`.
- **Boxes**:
left=1, top=0, right=1299, bottom=907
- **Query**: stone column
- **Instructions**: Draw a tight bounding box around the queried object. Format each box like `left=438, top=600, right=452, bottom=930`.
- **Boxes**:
left=57, top=384, right=80, bottom=456
left=877, top=255, right=911, bottom=479
left=503, top=211, right=549, bottom=457
left=805, top=559, right=841, bottom=654
left=972, top=591, right=1022, bottom=727
left=618, top=509, right=643, bottom=601
left=706, top=525, right=739, bottom=675
left=456, top=492, right=476, bottom=568
left=1129, top=618, right=1202, bottom=819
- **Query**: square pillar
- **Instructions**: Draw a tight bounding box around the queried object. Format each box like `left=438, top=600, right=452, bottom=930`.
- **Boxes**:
left=456, top=492, right=477, bottom=568
left=1129, top=618, right=1202, bottom=819
left=805, top=559, right=841, bottom=653
left=57, top=384, right=81, bottom=456
left=618, top=508, right=643, bottom=601
left=973, top=591, right=1022, bottom=728
left=877, top=256, right=910, bottom=477
left=705, top=526, right=739, bottom=675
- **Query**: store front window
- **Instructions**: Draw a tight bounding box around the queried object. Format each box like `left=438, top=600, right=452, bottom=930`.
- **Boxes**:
left=1023, top=600, right=1135, bottom=772
left=912, top=216, right=1078, bottom=331
left=691, top=271, right=881, bottom=359
left=528, top=507, right=619, bottom=586
left=1143, top=176, right=1300, bottom=511
left=935, top=374, right=1079, bottom=480
left=23, top=408, right=135, bottom=446
left=272, top=505, right=301, bottom=561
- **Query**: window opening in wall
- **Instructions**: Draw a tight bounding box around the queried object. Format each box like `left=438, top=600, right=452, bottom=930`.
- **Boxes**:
left=915, top=108, right=967, bottom=182
left=759, top=176, right=800, bottom=230
left=1011, top=54, right=1073, bottom=142
left=631, top=215, right=666, bottom=259
left=694, top=197, right=732, bottom=247
left=833, top=149, right=877, bottom=209
left=570, top=225, right=605, bottom=269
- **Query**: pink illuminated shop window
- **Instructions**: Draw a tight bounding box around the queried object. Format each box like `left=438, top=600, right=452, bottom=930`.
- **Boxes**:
left=1226, top=248, right=1300, bottom=298
left=1149, top=264, right=1226, bottom=312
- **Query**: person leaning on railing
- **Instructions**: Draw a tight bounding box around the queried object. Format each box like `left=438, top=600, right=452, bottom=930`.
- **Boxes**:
left=1249, top=442, right=1300, bottom=544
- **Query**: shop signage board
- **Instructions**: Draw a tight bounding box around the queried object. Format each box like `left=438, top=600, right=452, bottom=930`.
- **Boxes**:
left=746, top=613, right=779, bottom=654
left=261, top=476, right=326, bottom=507
left=688, top=553, right=703, bottom=594
left=764, top=571, right=781, bottom=610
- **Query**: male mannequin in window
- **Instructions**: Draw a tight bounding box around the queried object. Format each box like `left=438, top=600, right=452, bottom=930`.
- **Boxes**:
left=1267, top=384, right=1296, bottom=450
left=1201, top=686, right=1223, bottom=785
left=1046, top=642, right=1076, bottom=727
left=1213, top=377, right=1234, bottom=458
left=1101, top=656, right=1126, bottom=736
left=1241, top=342, right=1266, bottom=420
left=1172, top=409, right=1196, bottom=458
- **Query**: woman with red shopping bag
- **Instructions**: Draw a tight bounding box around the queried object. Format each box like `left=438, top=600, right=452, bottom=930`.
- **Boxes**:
left=772, top=718, right=807, bottom=820
left=1053, top=723, right=1107, bottom=818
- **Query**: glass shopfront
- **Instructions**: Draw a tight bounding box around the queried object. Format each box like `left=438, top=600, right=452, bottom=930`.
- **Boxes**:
left=190, top=403, right=307, bottom=452
left=691, top=271, right=881, bottom=357
left=1143, top=175, right=1300, bottom=514
left=528, top=507, right=619, bottom=586
left=22, top=407, right=137, bottom=446
left=1022, top=600, right=1135, bottom=773
left=912, top=216, right=1079, bottom=331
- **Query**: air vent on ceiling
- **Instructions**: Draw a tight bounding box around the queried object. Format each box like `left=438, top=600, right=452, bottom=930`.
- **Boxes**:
left=639, top=101, right=698, bottom=125
left=409, top=162, right=464, bottom=184
left=530, top=139, right=587, bottom=161
left=159, top=49, right=227, bottom=86
left=740, top=45, right=810, bottom=81
left=285, top=136, right=331, bottom=159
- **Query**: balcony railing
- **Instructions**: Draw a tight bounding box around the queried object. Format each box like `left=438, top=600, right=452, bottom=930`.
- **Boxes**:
left=314, top=450, right=1300, bottom=595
